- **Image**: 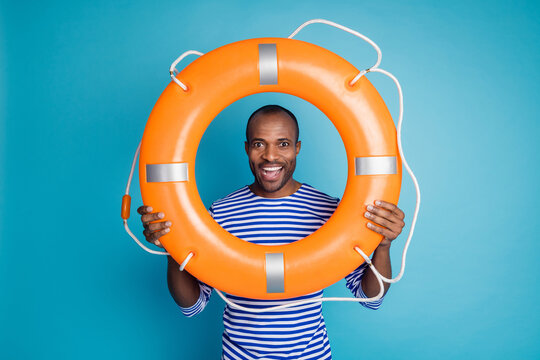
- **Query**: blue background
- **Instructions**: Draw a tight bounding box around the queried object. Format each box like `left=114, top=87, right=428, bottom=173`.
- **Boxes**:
left=1, top=0, right=539, bottom=359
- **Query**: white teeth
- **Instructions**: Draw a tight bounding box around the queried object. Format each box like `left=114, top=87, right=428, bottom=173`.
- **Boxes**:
left=263, top=167, right=282, bottom=171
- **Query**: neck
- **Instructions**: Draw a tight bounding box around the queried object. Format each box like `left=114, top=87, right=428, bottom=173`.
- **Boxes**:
left=249, top=179, right=302, bottom=198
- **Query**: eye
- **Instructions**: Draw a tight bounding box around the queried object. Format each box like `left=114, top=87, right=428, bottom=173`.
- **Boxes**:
left=279, top=141, right=290, bottom=147
left=252, top=142, right=263, bottom=148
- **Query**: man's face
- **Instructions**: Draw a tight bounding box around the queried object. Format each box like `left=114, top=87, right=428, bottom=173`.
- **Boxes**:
left=245, top=112, right=301, bottom=196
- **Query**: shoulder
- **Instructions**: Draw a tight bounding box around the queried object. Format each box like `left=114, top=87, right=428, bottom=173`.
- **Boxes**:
left=295, top=183, right=340, bottom=207
left=209, top=186, right=253, bottom=211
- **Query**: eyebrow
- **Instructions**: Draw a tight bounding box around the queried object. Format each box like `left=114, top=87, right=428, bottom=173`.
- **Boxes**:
left=250, top=137, right=293, bottom=143
left=250, top=138, right=265, bottom=143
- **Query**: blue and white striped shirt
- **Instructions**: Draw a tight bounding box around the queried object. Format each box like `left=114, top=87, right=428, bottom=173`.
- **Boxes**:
left=180, top=184, right=383, bottom=359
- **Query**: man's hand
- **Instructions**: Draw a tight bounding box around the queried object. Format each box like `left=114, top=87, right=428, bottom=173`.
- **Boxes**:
left=137, top=205, right=171, bottom=248
left=364, top=200, right=405, bottom=248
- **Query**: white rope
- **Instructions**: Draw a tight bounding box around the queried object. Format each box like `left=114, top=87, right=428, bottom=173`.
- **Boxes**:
left=124, top=141, right=141, bottom=195
left=291, top=19, right=421, bottom=285
left=365, top=67, right=421, bottom=283
left=124, top=219, right=169, bottom=256
left=169, top=50, right=204, bottom=91
left=123, top=140, right=169, bottom=256
left=123, top=19, right=421, bottom=312
left=288, top=19, right=382, bottom=85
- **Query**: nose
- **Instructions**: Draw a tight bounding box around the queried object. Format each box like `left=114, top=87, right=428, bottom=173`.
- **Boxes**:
left=262, top=144, right=279, bottom=162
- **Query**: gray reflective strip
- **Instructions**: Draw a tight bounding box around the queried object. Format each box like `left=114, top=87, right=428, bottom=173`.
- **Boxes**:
left=146, top=163, right=188, bottom=182
left=355, top=156, right=397, bottom=175
left=265, top=253, right=284, bottom=293
left=258, top=43, right=278, bottom=85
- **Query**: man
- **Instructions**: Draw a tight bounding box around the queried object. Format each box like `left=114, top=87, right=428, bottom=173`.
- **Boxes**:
left=138, top=105, right=406, bottom=359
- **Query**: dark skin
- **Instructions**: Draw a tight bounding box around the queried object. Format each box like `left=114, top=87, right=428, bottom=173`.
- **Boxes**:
left=245, top=112, right=302, bottom=198
left=138, top=111, right=406, bottom=307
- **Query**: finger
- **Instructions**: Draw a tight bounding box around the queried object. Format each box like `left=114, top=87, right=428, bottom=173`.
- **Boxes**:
left=147, top=221, right=171, bottom=232
left=366, top=205, right=393, bottom=222
left=395, top=206, right=405, bottom=220
left=367, top=201, right=405, bottom=224
left=367, top=222, right=396, bottom=239
left=370, top=205, right=405, bottom=229
left=375, top=200, right=405, bottom=219
left=143, top=228, right=164, bottom=248
left=149, top=227, right=170, bottom=242
left=137, top=205, right=153, bottom=215
left=375, top=200, right=402, bottom=215
left=141, top=212, right=165, bottom=224
left=364, top=211, right=401, bottom=233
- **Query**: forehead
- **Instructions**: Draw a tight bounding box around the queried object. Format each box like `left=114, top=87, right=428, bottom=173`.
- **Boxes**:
left=248, top=112, right=296, bottom=139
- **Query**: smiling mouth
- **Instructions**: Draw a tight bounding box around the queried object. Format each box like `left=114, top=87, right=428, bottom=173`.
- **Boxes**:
left=260, top=166, right=283, bottom=181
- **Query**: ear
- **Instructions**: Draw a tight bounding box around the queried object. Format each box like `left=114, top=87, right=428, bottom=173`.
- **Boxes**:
left=245, top=141, right=249, bottom=155
left=295, top=141, right=301, bottom=156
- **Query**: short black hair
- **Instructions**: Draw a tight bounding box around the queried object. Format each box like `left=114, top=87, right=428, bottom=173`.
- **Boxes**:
left=246, top=105, right=299, bottom=143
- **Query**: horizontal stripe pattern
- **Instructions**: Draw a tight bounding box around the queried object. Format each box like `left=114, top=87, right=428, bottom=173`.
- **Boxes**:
left=179, top=184, right=384, bottom=359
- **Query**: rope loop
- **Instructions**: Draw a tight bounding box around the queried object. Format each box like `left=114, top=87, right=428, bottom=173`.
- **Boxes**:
left=288, top=19, right=382, bottom=84
left=179, top=252, right=194, bottom=271
left=169, top=50, right=204, bottom=91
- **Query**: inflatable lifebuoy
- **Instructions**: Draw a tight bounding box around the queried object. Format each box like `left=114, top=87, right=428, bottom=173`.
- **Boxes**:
left=139, top=37, right=402, bottom=300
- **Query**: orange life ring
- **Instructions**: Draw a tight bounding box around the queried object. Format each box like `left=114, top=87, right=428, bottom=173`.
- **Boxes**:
left=139, top=37, right=402, bottom=300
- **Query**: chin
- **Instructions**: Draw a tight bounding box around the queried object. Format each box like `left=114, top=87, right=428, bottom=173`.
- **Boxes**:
left=258, top=178, right=287, bottom=194
left=261, top=183, right=282, bottom=193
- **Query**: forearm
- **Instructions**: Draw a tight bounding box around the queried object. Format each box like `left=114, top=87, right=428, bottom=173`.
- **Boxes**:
left=361, top=245, right=392, bottom=297
left=166, top=256, right=201, bottom=308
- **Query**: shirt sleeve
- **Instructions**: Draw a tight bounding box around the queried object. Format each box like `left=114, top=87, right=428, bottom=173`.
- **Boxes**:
left=345, top=262, right=384, bottom=310
left=179, top=281, right=214, bottom=317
